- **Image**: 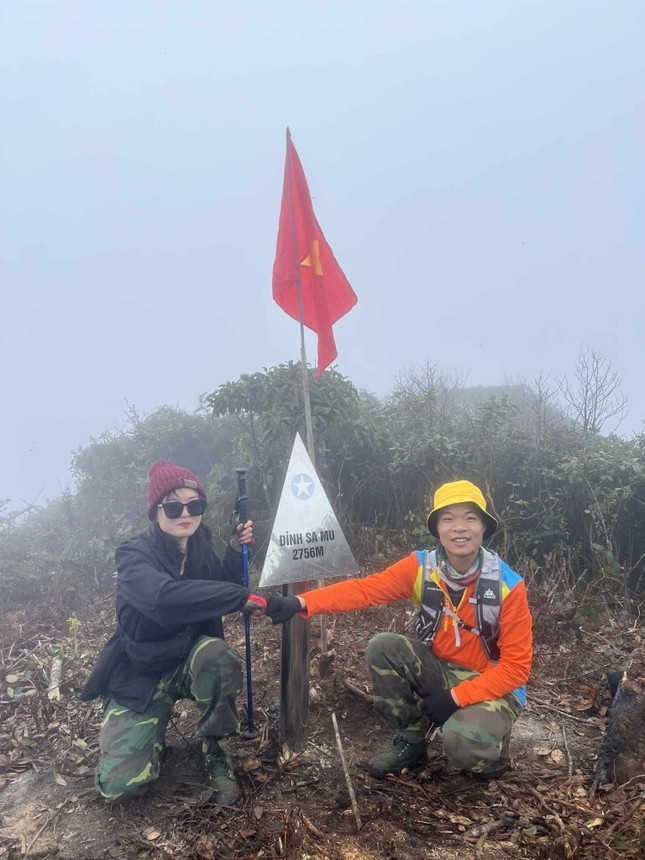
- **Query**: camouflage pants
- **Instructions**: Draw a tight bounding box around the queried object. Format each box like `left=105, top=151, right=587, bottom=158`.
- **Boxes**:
left=96, top=636, right=242, bottom=800
left=366, top=632, right=521, bottom=776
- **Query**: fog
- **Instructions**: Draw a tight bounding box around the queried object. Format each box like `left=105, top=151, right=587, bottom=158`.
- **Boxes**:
left=2, top=0, right=643, bottom=507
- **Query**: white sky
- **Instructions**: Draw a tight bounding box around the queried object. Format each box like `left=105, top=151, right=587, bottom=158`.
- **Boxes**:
left=2, top=0, right=644, bottom=507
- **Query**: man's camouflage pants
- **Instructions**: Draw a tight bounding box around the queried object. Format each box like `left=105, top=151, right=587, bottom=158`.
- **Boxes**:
left=366, top=632, right=521, bottom=777
left=95, top=636, right=242, bottom=801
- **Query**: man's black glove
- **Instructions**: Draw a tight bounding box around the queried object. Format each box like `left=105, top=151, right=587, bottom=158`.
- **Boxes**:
left=266, top=595, right=303, bottom=624
left=419, top=687, right=459, bottom=727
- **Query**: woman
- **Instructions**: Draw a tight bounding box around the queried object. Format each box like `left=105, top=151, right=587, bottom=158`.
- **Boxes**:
left=267, top=480, right=533, bottom=781
left=81, top=460, right=266, bottom=804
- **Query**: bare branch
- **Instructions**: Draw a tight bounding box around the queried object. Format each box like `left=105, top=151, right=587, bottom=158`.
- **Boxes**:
left=557, top=347, right=628, bottom=435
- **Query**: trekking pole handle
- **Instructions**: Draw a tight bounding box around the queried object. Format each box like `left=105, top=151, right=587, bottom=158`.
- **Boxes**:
left=236, top=468, right=248, bottom=530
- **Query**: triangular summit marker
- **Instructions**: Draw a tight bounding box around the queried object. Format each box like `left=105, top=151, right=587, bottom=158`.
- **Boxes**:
left=259, top=433, right=359, bottom=587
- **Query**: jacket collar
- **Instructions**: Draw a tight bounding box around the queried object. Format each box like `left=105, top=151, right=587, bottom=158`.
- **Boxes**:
left=150, top=524, right=186, bottom=577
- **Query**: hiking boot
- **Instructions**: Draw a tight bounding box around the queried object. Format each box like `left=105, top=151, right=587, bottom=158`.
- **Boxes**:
left=367, top=733, right=428, bottom=778
left=472, top=760, right=509, bottom=782
left=203, top=739, right=240, bottom=805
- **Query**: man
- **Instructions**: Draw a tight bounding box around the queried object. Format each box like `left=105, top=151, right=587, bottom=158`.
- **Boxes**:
left=267, top=480, right=532, bottom=780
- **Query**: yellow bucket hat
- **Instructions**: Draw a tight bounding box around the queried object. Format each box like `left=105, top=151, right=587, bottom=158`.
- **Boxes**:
left=426, top=480, right=497, bottom=540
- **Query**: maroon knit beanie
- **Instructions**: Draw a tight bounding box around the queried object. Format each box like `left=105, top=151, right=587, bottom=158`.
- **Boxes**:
left=147, top=460, right=207, bottom=520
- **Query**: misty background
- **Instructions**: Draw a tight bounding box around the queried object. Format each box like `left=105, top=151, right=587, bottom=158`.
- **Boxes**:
left=2, top=0, right=643, bottom=509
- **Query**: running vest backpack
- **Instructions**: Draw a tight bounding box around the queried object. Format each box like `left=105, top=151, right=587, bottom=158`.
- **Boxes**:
left=414, top=548, right=502, bottom=662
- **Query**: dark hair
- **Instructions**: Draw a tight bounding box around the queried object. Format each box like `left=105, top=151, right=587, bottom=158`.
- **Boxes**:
left=186, top=523, right=217, bottom=572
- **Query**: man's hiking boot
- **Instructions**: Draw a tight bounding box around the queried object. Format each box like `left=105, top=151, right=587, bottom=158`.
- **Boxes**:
left=203, top=739, right=239, bottom=805
left=368, top=733, right=427, bottom=778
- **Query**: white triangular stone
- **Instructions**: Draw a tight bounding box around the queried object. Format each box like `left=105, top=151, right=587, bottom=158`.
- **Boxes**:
left=259, top=433, right=359, bottom=587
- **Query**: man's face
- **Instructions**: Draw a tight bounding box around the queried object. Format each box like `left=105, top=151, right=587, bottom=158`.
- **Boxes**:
left=436, top=503, right=485, bottom=570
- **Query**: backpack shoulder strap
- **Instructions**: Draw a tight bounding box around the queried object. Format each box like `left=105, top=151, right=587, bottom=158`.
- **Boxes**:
left=471, top=549, right=502, bottom=661
left=414, top=550, right=444, bottom=644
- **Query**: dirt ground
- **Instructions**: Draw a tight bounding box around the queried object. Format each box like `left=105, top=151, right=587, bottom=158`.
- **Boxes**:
left=1, top=596, right=643, bottom=860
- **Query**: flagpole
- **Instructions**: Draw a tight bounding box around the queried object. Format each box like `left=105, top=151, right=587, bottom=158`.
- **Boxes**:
left=293, top=221, right=330, bottom=670
left=285, top=129, right=316, bottom=462
left=279, top=128, right=313, bottom=756
left=297, top=294, right=316, bottom=462
left=274, top=128, right=354, bottom=753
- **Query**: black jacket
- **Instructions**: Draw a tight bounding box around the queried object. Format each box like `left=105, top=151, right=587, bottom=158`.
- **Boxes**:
left=80, top=525, right=249, bottom=712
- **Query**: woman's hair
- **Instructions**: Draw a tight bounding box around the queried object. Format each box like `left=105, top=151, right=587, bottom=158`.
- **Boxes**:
left=186, top=523, right=216, bottom=571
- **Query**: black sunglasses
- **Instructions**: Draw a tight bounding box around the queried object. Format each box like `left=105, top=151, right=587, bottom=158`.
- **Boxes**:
left=158, top=499, right=207, bottom=519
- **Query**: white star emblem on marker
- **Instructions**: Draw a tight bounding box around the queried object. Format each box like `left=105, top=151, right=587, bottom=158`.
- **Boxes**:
left=291, top=473, right=314, bottom=499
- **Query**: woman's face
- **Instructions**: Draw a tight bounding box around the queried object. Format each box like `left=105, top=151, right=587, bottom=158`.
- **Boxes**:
left=156, top=486, right=204, bottom=543
left=436, top=503, right=485, bottom=571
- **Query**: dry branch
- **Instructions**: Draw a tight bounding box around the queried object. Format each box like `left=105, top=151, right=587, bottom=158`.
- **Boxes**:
left=464, top=815, right=519, bottom=841
left=562, top=724, right=573, bottom=777
left=344, top=678, right=373, bottom=704
left=47, top=656, right=63, bottom=701
left=530, top=696, right=603, bottom=726
left=24, top=796, right=71, bottom=857
left=331, top=712, right=362, bottom=832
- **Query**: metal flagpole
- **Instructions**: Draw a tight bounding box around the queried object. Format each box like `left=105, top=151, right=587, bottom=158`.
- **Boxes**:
left=286, top=129, right=316, bottom=462
left=280, top=129, right=313, bottom=755
left=278, top=313, right=314, bottom=755
left=274, top=128, right=357, bottom=754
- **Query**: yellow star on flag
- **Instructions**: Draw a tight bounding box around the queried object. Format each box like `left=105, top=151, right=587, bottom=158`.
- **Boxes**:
left=301, top=240, right=323, bottom=276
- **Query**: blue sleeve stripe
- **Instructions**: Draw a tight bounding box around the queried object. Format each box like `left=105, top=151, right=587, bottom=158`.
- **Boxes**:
left=500, top=561, right=522, bottom=590
left=513, top=685, right=527, bottom=708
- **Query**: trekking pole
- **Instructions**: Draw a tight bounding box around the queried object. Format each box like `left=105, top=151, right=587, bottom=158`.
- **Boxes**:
left=236, top=468, right=258, bottom=738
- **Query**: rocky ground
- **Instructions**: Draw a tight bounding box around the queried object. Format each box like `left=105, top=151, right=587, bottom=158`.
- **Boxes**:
left=0, top=591, right=643, bottom=859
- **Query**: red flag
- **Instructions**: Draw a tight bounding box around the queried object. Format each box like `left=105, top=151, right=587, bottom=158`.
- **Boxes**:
left=272, top=129, right=357, bottom=376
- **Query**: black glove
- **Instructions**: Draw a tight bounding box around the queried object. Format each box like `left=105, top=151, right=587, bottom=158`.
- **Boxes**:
left=266, top=595, right=303, bottom=624
left=241, top=594, right=267, bottom=616
left=419, top=687, right=459, bottom=727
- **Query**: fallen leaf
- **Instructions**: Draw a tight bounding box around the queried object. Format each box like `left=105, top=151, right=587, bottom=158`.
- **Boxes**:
left=584, top=817, right=604, bottom=829
left=533, top=747, right=552, bottom=756
left=53, top=772, right=67, bottom=786
left=5, top=675, right=19, bottom=684
left=252, top=806, right=264, bottom=820
left=278, top=743, right=292, bottom=765
left=549, top=749, right=564, bottom=764
left=144, top=828, right=161, bottom=841
left=449, top=813, right=473, bottom=826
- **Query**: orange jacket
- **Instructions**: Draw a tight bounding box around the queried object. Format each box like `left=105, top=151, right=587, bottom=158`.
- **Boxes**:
left=298, top=552, right=532, bottom=707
